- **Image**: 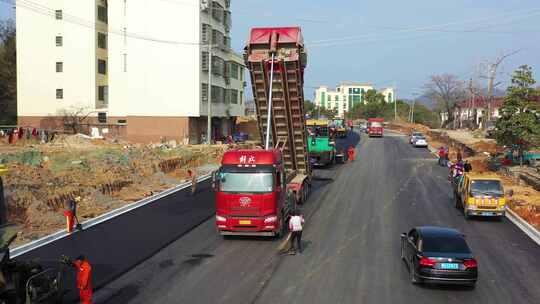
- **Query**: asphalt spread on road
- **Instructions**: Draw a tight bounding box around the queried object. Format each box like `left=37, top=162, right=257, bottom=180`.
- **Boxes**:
left=97, top=130, right=540, bottom=304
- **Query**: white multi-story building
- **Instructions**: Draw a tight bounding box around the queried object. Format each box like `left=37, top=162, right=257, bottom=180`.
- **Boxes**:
left=17, top=0, right=245, bottom=143
left=313, top=82, right=395, bottom=118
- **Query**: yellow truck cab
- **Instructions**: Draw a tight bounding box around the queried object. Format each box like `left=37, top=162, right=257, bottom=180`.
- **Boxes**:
left=454, top=173, right=506, bottom=219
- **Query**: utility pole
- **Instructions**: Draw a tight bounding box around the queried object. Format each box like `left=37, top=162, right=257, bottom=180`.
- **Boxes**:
left=393, top=83, right=397, bottom=121
left=206, top=2, right=213, bottom=144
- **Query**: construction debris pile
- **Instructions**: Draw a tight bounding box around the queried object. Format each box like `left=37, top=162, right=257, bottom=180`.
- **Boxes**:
left=0, top=135, right=247, bottom=246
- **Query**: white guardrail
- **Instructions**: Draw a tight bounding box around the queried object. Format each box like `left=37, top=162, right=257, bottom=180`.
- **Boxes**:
left=11, top=173, right=213, bottom=258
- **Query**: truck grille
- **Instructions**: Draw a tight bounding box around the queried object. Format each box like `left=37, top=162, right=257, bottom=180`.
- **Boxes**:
left=474, top=196, right=498, bottom=206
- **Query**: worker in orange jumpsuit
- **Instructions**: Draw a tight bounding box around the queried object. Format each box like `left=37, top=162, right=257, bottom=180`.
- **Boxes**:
left=347, top=146, right=356, bottom=162
left=68, top=255, right=93, bottom=304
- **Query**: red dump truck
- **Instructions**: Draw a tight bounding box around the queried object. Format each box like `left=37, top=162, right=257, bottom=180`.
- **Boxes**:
left=213, top=27, right=311, bottom=237
left=367, top=118, right=384, bottom=137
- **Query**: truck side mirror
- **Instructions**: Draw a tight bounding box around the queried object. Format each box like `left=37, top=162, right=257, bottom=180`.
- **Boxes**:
left=506, top=189, right=514, bottom=197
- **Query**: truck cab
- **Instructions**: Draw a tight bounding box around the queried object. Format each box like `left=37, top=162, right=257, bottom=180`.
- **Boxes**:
left=367, top=118, right=384, bottom=137
left=455, top=173, right=506, bottom=219
left=214, top=150, right=295, bottom=236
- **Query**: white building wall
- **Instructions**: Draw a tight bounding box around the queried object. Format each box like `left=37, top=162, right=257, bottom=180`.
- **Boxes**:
left=17, top=0, right=96, bottom=116
left=109, top=0, right=200, bottom=118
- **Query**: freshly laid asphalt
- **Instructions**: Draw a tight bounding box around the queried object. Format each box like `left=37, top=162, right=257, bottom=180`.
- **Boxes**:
left=97, top=130, right=540, bottom=304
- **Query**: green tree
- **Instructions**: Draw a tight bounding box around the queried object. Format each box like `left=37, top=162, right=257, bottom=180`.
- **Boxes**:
left=303, top=100, right=316, bottom=118
left=0, top=20, right=16, bottom=125
left=494, top=65, right=540, bottom=161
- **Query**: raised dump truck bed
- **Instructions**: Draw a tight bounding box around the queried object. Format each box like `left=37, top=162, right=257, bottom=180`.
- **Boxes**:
left=244, top=27, right=311, bottom=182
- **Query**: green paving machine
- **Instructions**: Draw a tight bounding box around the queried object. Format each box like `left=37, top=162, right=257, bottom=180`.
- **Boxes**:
left=306, top=119, right=340, bottom=166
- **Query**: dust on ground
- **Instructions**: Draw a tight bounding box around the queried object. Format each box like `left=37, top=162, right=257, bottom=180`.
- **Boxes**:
left=1, top=135, right=255, bottom=247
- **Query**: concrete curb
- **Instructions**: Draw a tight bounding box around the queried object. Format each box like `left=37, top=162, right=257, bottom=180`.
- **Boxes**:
left=11, top=173, right=213, bottom=258
left=505, top=207, right=540, bottom=246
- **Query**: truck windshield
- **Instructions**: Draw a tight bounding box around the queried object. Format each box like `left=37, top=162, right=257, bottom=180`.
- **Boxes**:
left=220, top=172, right=274, bottom=193
left=470, top=180, right=503, bottom=196
left=370, top=122, right=382, bottom=128
left=308, top=126, right=329, bottom=137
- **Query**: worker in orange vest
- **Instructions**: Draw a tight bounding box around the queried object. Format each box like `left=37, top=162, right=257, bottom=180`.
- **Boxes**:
left=347, top=146, right=355, bottom=162
left=188, top=169, right=197, bottom=196
left=63, top=255, right=93, bottom=304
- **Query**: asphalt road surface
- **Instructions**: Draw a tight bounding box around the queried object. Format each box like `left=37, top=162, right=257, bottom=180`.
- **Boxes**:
left=97, top=130, right=540, bottom=304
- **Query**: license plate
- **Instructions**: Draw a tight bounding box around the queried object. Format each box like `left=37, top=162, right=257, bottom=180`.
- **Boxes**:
left=440, top=263, right=459, bottom=270
left=239, top=220, right=251, bottom=225
left=481, top=212, right=494, bottom=216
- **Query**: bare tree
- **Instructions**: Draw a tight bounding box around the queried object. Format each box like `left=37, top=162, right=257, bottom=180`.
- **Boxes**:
left=57, top=106, right=93, bottom=134
left=478, top=50, right=520, bottom=123
left=423, top=74, right=466, bottom=128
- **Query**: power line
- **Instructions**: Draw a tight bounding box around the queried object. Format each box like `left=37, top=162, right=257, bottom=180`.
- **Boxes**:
left=307, top=8, right=540, bottom=46
left=308, top=11, right=540, bottom=49
left=4, top=0, right=206, bottom=45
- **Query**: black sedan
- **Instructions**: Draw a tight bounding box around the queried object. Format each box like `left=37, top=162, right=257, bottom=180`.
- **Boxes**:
left=400, top=226, right=478, bottom=287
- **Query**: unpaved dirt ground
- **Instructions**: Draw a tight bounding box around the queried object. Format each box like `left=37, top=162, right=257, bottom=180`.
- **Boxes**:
left=1, top=135, right=254, bottom=246
left=388, top=122, right=540, bottom=230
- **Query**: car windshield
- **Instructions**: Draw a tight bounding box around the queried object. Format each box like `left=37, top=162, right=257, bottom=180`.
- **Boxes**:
left=371, top=122, right=382, bottom=128
left=219, top=172, right=273, bottom=193
left=413, top=133, right=423, bottom=137
left=416, top=136, right=426, bottom=140
left=470, top=180, right=503, bottom=196
left=422, top=235, right=471, bottom=253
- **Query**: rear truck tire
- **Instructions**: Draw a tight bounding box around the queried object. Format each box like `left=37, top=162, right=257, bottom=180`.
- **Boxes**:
left=454, top=195, right=460, bottom=209
left=409, top=261, right=419, bottom=284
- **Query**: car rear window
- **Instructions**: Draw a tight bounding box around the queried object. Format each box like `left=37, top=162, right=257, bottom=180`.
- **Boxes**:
left=421, top=236, right=471, bottom=253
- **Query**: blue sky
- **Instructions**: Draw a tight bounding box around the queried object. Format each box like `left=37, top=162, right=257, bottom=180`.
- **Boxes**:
left=2, top=0, right=539, bottom=101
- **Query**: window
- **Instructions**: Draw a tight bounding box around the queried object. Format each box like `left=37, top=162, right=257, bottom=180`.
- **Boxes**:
left=201, top=24, right=211, bottom=43
left=212, top=30, right=224, bottom=47
left=98, top=112, right=107, bottom=123
left=219, top=172, right=274, bottom=193
left=388, top=92, right=393, bottom=102
left=230, top=89, right=238, bottom=104
left=211, top=85, right=225, bottom=103
left=97, top=59, right=107, bottom=75
left=230, top=62, right=239, bottom=79
left=98, top=85, right=108, bottom=102
left=97, top=5, right=108, bottom=23
left=97, top=32, right=107, bottom=49
left=212, top=2, right=224, bottom=22
left=55, top=62, right=63, bottom=73
left=55, top=10, right=62, bottom=20
left=335, top=95, right=339, bottom=101
left=201, top=83, right=208, bottom=102
left=470, top=180, right=503, bottom=197
left=212, top=56, right=224, bottom=76
left=56, top=89, right=63, bottom=99
left=55, top=36, right=62, bottom=47
left=201, top=52, right=209, bottom=71
left=348, top=88, right=352, bottom=94
left=422, top=236, right=471, bottom=253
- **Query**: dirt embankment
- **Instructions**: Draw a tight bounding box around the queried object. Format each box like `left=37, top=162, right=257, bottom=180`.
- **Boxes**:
left=388, top=122, right=540, bottom=230
left=1, top=135, right=254, bottom=246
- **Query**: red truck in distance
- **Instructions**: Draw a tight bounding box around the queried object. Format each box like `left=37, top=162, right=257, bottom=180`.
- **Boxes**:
left=367, top=118, right=384, bottom=137
left=213, top=27, right=311, bottom=237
